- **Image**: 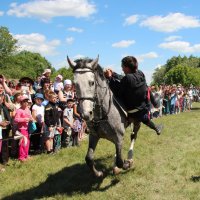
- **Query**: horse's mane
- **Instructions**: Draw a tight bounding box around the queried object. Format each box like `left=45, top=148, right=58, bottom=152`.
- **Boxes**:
left=74, top=58, right=105, bottom=81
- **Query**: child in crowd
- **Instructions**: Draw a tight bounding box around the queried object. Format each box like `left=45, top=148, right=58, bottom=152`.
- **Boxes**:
left=10, top=92, right=22, bottom=158
left=73, top=101, right=87, bottom=142
left=31, top=93, right=45, bottom=154
left=53, top=74, right=64, bottom=94
left=62, top=98, right=75, bottom=147
left=44, top=92, right=60, bottom=154
left=42, top=90, right=51, bottom=107
left=14, top=95, right=33, bottom=162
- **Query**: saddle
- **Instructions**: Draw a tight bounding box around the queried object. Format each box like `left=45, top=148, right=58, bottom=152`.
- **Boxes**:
left=113, top=96, right=128, bottom=117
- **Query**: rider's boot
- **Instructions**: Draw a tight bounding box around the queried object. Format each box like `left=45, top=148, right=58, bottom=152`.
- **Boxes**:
left=146, top=121, right=163, bottom=135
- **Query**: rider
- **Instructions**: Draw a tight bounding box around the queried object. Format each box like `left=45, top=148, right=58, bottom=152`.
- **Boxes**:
left=104, top=56, right=163, bottom=136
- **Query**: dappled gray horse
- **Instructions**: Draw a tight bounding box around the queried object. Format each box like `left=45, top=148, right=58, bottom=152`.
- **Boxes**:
left=67, top=56, right=135, bottom=177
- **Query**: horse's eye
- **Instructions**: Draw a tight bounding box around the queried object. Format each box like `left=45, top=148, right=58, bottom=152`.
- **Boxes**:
left=89, top=81, right=95, bottom=87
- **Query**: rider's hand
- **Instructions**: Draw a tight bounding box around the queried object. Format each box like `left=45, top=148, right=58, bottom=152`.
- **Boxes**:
left=104, top=69, right=113, bottom=78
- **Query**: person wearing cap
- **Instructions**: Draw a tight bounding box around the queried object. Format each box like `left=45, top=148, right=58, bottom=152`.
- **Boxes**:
left=43, top=68, right=51, bottom=77
left=31, top=93, right=45, bottom=154
left=104, top=56, right=163, bottom=137
left=58, top=79, right=75, bottom=110
left=14, top=95, right=34, bottom=162
left=53, top=74, right=64, bottom=94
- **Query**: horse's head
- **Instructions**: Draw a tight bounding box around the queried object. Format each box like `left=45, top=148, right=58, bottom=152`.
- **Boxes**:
left=67, top=55, right=99, bottom=121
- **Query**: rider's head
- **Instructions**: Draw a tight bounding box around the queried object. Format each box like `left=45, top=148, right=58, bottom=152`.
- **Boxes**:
left=121, top=56, right=138, bottom=73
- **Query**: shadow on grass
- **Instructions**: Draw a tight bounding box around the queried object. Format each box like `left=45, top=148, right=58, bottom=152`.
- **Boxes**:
left=190, top=175, right=200, bottom=182
left=2, top=156, right=122, bottom=200
left=191, top=107, right=200, bottom=111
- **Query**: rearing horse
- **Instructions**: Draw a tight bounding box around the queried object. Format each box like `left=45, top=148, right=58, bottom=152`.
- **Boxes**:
left=67, top=56, right=134, bottom=177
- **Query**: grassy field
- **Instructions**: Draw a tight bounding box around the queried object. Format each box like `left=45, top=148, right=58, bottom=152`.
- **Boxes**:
left=0, top=103, right=200, bottom=200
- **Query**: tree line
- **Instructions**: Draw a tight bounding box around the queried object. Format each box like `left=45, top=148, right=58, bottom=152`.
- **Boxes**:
left=0, top=26, right=73, bottom=80
left=152, top=55, right=200, bottom=86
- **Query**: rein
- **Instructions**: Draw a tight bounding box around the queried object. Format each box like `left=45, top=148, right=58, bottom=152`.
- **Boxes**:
left=74, top=67, right=112, bottom=123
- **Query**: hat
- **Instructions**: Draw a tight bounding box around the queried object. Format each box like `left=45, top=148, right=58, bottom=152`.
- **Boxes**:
left=64, top=79, right=72, bottom=86
left=56, top=74, right=63, bottom=80
left=34, top=93, right=44, bottom=100
left=43, top=69, right=51, bottom=75
left=20, top=95, right=29, bottom=102
left=19, top=77, right=34, bottom=85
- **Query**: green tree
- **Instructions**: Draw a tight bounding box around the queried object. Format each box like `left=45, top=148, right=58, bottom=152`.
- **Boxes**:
left=51, top=67, right=73, bottom=81
left=0, top=26, right=18, bottom=68
left=151, top=65, right=166, bottom=85
left=164, top=65, right=200, bottom=86
left=152, top=55, right=200, bottom=86
left=1, top=50, right=54, bottom=79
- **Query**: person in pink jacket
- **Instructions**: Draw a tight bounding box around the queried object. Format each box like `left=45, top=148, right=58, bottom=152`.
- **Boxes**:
left=14, top=95, right=33, bottom=162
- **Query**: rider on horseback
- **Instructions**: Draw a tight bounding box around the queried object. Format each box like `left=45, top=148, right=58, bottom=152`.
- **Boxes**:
left=104, top=56, right=163, bottom=136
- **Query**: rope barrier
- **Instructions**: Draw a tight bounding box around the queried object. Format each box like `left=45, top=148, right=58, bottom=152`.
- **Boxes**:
left=1, top=132, right=42, bottom=142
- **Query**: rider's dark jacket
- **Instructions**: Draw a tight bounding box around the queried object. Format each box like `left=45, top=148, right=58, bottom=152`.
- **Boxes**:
left=108, top=70, right=149, bottom=112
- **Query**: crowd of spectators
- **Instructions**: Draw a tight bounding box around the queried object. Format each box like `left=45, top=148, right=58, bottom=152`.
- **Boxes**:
left=149, top=84, right=200, bottom=118
left=0, top=69, right=87, bottom=172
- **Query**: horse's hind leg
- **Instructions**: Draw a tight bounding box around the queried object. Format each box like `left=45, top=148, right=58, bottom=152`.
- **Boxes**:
left=124, top=120, right=141, bottom=170
left=85, top=134, right=103, bottom=177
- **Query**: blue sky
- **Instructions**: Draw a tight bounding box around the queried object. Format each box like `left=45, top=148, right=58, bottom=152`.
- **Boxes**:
left=1, top=0, right=200, bottom=83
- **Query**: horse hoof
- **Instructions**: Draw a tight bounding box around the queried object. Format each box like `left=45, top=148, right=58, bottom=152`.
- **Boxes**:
left=123, top=159, right=133, bottom=170
left=113, top=167, right=121, bottom=175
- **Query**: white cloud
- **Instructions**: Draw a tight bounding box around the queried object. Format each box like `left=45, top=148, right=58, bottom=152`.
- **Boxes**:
left=7, top=0, right=96, bottom=22
left=112, top=40, right=135, bottom=48
left=123, top=15, right=139, bottom=26
left=67, top=27, right=83, bottom=33
left=66, top=37, right=74, bottom=45
left=136, top=52, right=158, bottom=63
left=164, top=35, right=182, bottom=42
left=159, top=40, right=200, bottom=53
left=140, top=13, right=200, bottom=32
left=0, top=11, right=4, bottom=16
left=14, top=33, right=60, bottom=56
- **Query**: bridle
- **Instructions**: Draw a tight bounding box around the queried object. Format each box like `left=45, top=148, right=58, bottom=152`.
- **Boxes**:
left=74, top=68, right=97, bottom=102
left=74, top=67, right=112, bottom=122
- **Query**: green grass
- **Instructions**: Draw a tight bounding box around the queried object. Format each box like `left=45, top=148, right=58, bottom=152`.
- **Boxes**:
left=0, top=103, right=200, bottom=200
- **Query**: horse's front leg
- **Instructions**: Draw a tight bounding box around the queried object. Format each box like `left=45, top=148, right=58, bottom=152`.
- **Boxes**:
left=85, top=134, right=103, bottom=177
left=115, top=141, right=124, bottom=168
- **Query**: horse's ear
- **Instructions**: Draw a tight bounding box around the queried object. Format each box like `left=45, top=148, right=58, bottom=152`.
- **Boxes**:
left=67, top=55, right=76, bottom=69
left=87, top=55, right=99, bottom=69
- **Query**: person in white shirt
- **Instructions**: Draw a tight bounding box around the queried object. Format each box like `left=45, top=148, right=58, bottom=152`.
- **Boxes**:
left=53, top=75, right=64, bottom=94
left=31, top=93, right=45, bottom=153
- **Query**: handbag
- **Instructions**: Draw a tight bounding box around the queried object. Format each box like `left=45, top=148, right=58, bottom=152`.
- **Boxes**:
left=28, top=122, right=37, bottom=134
